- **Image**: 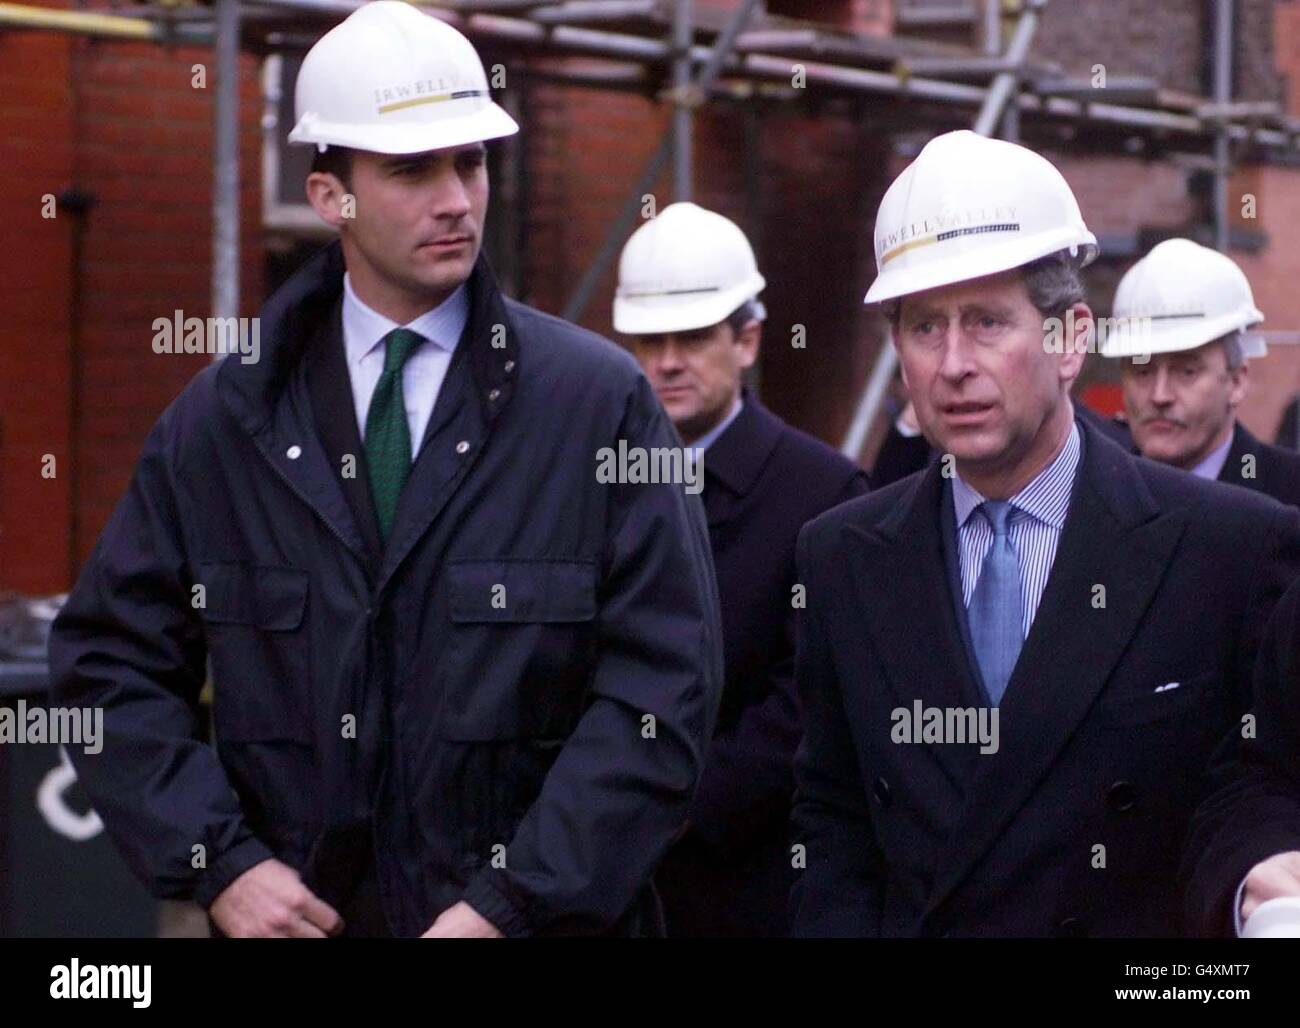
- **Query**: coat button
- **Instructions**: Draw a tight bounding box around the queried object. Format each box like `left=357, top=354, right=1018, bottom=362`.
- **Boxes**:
left=286, top=445, right=302, bottom=460
left=1057, top=917, right=1086, bottom=937
left=872, top=777, right=892, bottom=807
left=488, top=389, right=500, bottom=402
left=1107, top=781, right=1137, bottom=811
left=503, top=360, right=515, bottom=373
left=456, top=440, right=470, bottom=455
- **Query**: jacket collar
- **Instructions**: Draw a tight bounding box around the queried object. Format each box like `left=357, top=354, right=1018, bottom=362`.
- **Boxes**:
left=702, top=387, right=784, bottom=498
left=216, top=240, right=519, bottom=437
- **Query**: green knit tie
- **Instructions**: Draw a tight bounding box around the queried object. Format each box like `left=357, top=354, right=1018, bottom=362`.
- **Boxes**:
left=364, top=328, right=423, bottom=543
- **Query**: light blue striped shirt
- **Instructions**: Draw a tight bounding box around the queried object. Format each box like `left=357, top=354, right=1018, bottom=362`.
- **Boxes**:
left=951, top=421, right=1082, bottom=637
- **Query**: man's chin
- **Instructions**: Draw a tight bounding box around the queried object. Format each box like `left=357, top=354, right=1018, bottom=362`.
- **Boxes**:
left=1131, top=431, right=1184, bottom=466
left=931, top=427, right=1005, bottom=465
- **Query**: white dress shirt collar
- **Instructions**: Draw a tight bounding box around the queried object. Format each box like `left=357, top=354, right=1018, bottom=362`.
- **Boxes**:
left=342, top=272, right=469, bottom=367
left=691, top=394, right=744, bottom=453
left=1189, top=425, right=1236, bottom=482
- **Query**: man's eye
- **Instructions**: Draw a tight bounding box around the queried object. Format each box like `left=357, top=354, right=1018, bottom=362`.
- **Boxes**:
left=458, top=152, right=487, bottom=171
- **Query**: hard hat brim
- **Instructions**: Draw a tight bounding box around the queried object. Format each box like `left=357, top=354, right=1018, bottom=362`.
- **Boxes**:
left=613, top=277, right=765, bottom=335
left=863, top=228, right=1099, bottom=305
left=1099, top=307, right=1266, bottom=358
left=288, top=102, right=519, bottom=155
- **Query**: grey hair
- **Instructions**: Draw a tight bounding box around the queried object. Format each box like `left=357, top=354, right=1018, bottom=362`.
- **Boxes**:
left=880, top=249, right=1087, bottom=327
left=725, top=297, right=767, bottom=336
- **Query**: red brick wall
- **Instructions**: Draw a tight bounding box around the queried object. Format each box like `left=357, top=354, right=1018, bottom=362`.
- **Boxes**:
left=0, top=16, right=264, bottom=590
left=69, top=39, right=264, bottom=569
left=0, top=3, right=76, bottom=593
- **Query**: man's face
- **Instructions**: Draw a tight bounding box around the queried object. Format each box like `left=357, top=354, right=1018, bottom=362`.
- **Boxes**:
left=629, top=319, right=759, bottom=443
left=1122, top=340, right=1246, bottom=469
left=307, top=143, right=488, bottom=307
left=895, top=269, right=1087, bottom=479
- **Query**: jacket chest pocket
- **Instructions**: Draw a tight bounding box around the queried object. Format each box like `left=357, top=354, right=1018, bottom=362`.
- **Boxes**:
left=195, top=560, right=313, bottom=743
left=438, top=558, right=598, bottom=741
left=1098, top=670, right=1219, bottom=728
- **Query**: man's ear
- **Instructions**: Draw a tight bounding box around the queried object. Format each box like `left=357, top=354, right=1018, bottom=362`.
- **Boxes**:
left=305, top=172, right=350, bottom=229
left=735, top=319, right=761, bottom=370
left=1228, top=360, right=1250, bottom=409
left=1060, top=302, right=1093, bottom=384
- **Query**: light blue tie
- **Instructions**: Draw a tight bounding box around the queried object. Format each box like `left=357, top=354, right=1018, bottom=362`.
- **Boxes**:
left=968, top=500, right=1024, bottom=706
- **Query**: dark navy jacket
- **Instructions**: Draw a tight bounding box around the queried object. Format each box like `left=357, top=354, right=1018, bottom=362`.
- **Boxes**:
left=1216, top=421, right=1300, bottom=508
left=792, top=416, right=1300, bottom=937
left=655, top=391, right=867, bottom=936
left=47, top=241, right=724, bottom=937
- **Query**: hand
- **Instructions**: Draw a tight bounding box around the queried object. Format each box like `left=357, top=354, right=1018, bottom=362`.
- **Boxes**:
left=209, top=858, right=344, bottom=938
left=1240, top=851, right=1300, bottom=923
left=420, top=901, right=503, bottom=938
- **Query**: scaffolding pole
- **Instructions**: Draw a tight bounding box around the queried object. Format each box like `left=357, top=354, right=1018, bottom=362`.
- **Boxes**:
left=672, top=0, right=693, bottom=201
left=560, top=0, right=763, bottom=323
left=1213, top=0, right=1235, bottom=252
left=212, top=0, right=240, bottom=340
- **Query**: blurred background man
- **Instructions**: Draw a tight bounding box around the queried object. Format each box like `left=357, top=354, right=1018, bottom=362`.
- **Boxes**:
left=1102, top=238, right=1300, bottom=507
left=615, top=201, right=868, bottom=936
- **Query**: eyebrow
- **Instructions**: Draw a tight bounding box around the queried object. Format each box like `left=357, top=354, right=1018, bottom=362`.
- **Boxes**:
left=960, top=302, right=1015, bottom=319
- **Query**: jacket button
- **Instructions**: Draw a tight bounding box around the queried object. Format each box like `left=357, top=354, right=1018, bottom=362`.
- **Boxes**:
left=1107, top=781, right=1137, bottom=811
left=872, top=777, right=892, bottom=807
left=488, top=389, right=500, bottom=402
left=1057, top=917, right=1086, bottom=937
left=286, top=445, right=302, bottom=460
left=456, top=440, right=470, bottom=455
left=503, top=360, right=515, bottom=373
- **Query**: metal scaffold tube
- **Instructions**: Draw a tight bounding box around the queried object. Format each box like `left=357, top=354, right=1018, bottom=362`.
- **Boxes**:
left=212, top=0, right=240, bottom=337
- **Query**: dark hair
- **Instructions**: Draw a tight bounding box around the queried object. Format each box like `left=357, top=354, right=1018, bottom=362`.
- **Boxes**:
left=725, top=297, right=765, bottom=337
left=310, top=145, right=354, bottom=191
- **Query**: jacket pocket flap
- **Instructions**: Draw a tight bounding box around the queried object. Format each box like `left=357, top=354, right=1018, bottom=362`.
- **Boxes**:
left=196, top=562, right=309, bottom=631
left=1100, top=670, right=1217, bottom=726
left=447, top=559, right=597, bottom=623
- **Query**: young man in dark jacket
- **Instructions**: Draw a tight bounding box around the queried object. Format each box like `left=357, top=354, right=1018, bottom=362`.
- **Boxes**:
left=48, top=2, right=722, bottom=938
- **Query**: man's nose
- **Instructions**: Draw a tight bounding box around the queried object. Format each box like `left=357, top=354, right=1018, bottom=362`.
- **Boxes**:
left=430, top=167, right=472, bottom=220
left=1150, top=366, right=1175, bottom=405
left=657, top=338, right=687, bottom=371
left=937, top=326, right=976, bottom=380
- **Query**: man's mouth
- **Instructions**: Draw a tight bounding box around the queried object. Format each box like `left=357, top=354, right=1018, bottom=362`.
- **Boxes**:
left=419, top=235, right=472, bottom=251
left=940, top=400, right=996, bottom=421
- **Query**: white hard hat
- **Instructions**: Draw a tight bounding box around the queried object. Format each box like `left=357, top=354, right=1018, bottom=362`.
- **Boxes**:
left=864, top=130, right=1098, bottom=305
left=614, top=202, right=767, bottom=335
left=289, top=1, right=518, bottom=155
left=1101, top=238, right=1266, bottom=359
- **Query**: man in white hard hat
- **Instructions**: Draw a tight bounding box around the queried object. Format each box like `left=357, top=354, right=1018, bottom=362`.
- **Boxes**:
left=613, top=202, right=869, bottom=937
left=49, top=2, right=723, bottom=938
left=789, top=129, right=1300, bottom=937
left=1102, top=238, right=1300, bottom=507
